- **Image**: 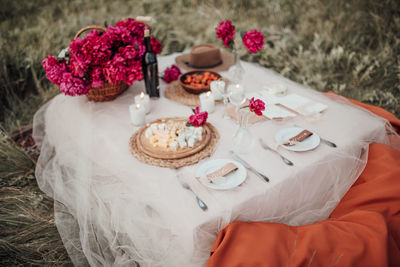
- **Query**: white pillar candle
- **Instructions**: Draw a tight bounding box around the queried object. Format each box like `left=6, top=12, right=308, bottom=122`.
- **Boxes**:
left=200, top=91, right=215, bottom=113
left=129, top=103, right=146, bottom=126
left=135, top=92, right=150, bottom=114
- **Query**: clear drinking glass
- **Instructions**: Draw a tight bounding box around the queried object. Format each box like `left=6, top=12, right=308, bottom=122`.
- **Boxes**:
left=228, top=83, right=246, bottom=112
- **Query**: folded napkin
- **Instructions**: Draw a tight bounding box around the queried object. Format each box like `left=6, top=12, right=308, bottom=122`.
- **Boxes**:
left=199, top=163, right=238, bottom=185
left=277, top=94, right=328, bottom=116
left=262, top=84, right=288, bottom=96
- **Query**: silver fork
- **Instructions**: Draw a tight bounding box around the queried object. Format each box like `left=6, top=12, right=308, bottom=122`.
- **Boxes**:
left=180, top=182, right=208, bottom=211
left=259, top=138, right=294, bottom=166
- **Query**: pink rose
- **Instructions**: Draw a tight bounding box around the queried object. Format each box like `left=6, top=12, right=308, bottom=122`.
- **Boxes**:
left=242, top=30, right=265, bottom=53
left=188, top=107, right=208, bottom=127
left=151, top=37, right=162, bottom=54
left=216, top=20, right=235, bottom=47
left=249, top=97, right=265, bottom=116
left=163, top=64, right=181, bottom=83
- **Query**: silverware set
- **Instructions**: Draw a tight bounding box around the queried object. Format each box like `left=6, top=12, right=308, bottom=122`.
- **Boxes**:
left=178, top=125, right=336, bottom=210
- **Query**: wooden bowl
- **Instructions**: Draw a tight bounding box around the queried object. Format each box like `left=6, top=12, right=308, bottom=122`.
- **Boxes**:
left=179, top=71, right=221, bottom=95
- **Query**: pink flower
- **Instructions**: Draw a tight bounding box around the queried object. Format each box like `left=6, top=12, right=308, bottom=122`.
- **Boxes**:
left=249, top=97, right=265, bottom=116
left=68, top=38, right=84, bottom=55
left=90, top=67, right=104, bottom=88
left=216, top=20, right=235, bottom=47
left=123, top=61, right=143, bottom=85
left=115, top=18, right=148, bottom=39
left=163, top=64, right=181, bottom=83
left=103, top=59, right=125, bottom=84
left=150, top=37, right=162, bottom=54
left=59, top=72, right=91, bottom=96
left=188, top=107, right=208, bottom=127
left=119, top=44, right=143, bottom=60
left=242, top=30, right=265, bottom=53
left=41, top=55, right=67, bottom=85
left=68, top=54, right=87, bottom=78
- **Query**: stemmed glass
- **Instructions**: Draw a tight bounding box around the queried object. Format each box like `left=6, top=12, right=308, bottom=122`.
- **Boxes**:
left=228, top=83, right=246, bottom=112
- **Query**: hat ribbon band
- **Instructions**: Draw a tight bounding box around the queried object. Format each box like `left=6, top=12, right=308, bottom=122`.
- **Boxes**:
left=184, top=60, right=222, bottom=69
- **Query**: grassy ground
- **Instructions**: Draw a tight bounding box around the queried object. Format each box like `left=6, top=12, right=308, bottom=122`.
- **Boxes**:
left=0, top=0, right=399, bottom=265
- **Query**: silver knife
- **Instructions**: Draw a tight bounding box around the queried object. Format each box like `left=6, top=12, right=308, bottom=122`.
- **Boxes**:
left=229, top=150, right=270, bottom=182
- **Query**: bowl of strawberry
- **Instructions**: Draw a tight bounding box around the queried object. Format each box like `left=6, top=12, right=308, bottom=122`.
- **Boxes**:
left=179, top=71, right=221, bottom=94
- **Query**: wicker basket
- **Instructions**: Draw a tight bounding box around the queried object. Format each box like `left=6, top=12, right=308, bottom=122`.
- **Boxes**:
left=74, top=25, right=129, bottom=102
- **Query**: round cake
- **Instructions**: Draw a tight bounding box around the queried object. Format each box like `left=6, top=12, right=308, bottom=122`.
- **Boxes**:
left=136, top=118, right=212, bottom=160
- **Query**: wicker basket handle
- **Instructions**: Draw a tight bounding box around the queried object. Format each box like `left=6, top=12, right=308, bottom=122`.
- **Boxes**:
left=74, top=25, right=107, bottom=40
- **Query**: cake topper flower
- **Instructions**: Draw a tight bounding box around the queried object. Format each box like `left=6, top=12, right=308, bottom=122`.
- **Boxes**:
left=215, top=20, right=265, bottom=53
left=188, top=107, right=208, bottom=127
left=163, top=64, right=181, bottom=83
left=241, top=98, right=265, bottom=116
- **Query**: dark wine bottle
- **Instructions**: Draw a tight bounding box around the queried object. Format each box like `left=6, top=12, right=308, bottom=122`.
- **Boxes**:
left=142, top=29, right=160, bottom=98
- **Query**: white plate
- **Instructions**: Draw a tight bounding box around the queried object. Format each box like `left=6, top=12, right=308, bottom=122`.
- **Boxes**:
left=275, top=127, right=320, bottom=152
left=196, top=159, right=247, bottom=190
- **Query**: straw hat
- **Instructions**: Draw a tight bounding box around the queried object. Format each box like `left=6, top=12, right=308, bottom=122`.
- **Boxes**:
left=175, top=44, right=233, bottom=72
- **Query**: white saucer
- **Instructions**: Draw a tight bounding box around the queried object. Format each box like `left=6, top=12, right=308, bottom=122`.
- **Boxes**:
left=196, top=159, right=247, bottom=190
left=275, top=127, right=320, bottom=152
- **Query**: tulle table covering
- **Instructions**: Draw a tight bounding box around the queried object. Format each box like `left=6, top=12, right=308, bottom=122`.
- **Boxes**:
left=33, top=54, right=397, bottom=266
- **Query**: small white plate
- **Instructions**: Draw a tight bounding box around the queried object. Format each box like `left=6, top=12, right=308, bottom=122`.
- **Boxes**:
left=196, top=159, right=247, bottom=190
left=275, top=127, right=320, bottom=152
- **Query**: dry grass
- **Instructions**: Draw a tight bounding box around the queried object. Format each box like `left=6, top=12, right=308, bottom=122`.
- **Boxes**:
left=0, top=0, right=399, bottom=265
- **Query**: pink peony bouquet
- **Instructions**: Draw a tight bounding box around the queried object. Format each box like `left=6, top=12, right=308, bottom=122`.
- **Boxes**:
left=42, top=18, right=162, bottom=96
left=188, top=107, right=208, bottom=127
left=163, top=64, right=181, bottom=83
left=215, top=20, right=265, bottom=54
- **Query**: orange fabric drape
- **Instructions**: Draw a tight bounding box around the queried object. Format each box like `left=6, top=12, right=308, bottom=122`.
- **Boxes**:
left=207, top=95, right=400, bottom=267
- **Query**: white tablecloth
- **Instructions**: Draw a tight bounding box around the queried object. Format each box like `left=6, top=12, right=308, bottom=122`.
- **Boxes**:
left=33, top=54, right=395, bottom=266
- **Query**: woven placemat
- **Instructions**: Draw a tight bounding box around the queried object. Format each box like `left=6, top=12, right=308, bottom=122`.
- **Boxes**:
left=129, top=123, right=220, bottom=168
left=165, top=80, right=201, bottom=106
